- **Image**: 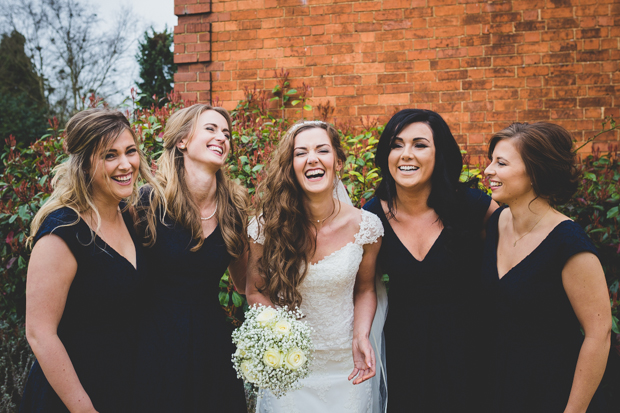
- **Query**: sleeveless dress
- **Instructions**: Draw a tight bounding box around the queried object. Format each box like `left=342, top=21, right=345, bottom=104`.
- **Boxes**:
left=132, top=203, right=247, bottom=412
left=480, top=206, right=609, bottom=413
left=20, top=206, right=146, bottom=413
left=363, top=188, right=492, bottom=412
left=248, top=209, right=384, bottom=413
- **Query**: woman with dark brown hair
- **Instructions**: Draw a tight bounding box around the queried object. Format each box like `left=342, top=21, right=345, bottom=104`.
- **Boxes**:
left=132, top=104, right=249, bottom=412
left=246, top=120, right=384, bottom=412
left=482, top=122, right=611, bottom=412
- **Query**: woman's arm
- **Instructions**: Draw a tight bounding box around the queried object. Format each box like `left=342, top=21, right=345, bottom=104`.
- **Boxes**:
left=228, top=247, right=248, bottom=295
left=245, top=240, right=274, bottom=308
left=349, top=238, right=381, bottom=385
left=25, top=235, right=98, bottom=413
left=562, top=252, right=611, bottom=413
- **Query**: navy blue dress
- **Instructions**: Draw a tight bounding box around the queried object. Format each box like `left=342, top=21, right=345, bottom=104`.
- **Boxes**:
left=364, top=187, right=492, bottom=412
left=132, top=203, right=246, bottom=412
left=481, top=206, right=609, bottom=413
left=20, top=207, right=146, bottom=413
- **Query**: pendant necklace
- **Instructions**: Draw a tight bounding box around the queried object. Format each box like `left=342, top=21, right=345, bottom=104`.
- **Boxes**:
left=512, top=207, right=550, bottom=247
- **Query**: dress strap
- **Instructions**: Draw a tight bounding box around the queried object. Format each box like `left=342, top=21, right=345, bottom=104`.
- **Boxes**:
left=354, top=210, right=384, bottom=246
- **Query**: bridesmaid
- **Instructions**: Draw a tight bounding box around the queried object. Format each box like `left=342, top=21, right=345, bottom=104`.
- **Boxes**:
left=20, top=109, right=159, bottom=412
left=133, top=104, right=249, bottom=412
left=363, top=109, right=498, bottom=412
left=481, top=122, right=611, bottom=412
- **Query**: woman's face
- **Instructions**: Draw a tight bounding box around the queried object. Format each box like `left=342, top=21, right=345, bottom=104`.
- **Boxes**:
left=90, top=129, right=140, bottom=203
left=178, top=110, right=231, bottom=171
left=293, top=127, right=342, bottom=197
left=484, top=139, right=534, bottom=204
left=387, top=122, right=436, bottom=194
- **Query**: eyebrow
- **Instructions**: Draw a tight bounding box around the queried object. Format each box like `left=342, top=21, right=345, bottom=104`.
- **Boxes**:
left=107, top=144, right=136, bottom=153
left=393, top=136, right=430, bottom=142
left=294, top=143, right=330, bottom=150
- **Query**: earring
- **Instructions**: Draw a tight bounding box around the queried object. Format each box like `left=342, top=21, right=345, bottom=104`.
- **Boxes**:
left=179, top=144, right=186, bottom=150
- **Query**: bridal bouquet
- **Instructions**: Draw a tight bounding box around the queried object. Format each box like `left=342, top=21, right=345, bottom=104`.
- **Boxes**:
left=231, top=305, right=313, bottom=398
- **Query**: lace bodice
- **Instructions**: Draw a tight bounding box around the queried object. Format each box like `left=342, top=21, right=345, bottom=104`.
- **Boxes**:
left=248, top=210, right=383, bottom=350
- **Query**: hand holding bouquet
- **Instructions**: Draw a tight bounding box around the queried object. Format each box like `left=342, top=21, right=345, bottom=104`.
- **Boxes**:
left=231, top=305, right=313, bottom=398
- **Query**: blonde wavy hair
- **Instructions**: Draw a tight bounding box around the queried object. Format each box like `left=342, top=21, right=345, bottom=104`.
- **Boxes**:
left=142, top=104, right=248, bottom=257
left=29, top=108, right=161, bottom=245
left=256, top=121, right=346, bottom=309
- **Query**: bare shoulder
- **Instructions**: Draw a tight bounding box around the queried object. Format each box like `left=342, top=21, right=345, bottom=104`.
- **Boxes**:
left=338, top=201, right=363, bottom=227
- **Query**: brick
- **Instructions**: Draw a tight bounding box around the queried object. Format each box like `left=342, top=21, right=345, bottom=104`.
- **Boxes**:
left=579, top=97, right=613, bottom=107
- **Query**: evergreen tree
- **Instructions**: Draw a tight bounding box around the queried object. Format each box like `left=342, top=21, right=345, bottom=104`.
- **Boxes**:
left=0, top=30, right=48, bottom=147
left=135, top=27, right=176, bottom=108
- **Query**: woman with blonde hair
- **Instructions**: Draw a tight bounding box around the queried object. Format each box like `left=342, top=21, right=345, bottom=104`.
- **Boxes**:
left=20, top=108, right=160, bottom=412
left=132, top=104, right=249, bottom=412
left=246, top=120, right=385, bottom=413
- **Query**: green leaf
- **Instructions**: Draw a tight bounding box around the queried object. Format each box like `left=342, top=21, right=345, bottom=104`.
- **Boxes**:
left=291, top=100, right=301, bottom=106
left=607, top=206, right=618, bottom=219
left=252, top=164, right=264, bottom=172
left=218, top=291, right=230, bottom=306
left=612, top=315, right=620, bottom=335
left=304, top=104, right=312, bottom=111
left=232, top=291, right=244, bottom=307
left=286, top=89, right=297, bottom=95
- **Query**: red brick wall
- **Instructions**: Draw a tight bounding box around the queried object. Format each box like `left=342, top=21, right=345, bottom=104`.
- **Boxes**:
left=174, top=0, right=620, bottom=154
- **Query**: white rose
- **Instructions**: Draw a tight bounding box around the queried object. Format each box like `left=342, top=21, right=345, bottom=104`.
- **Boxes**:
left=240, top=360, right=258, bottom=383
left=273, top=319, right=291, bottom=335
left=256, top=307, right=278, bottom=326
left=263, top=348, right=283, bottom=368
left=284, top=348, right=307, bottom=370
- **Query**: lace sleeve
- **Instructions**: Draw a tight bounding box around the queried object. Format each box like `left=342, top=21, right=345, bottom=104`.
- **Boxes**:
left=355, top=209, right=384, bottom=245
left=247, top=216, right=265, bottom=244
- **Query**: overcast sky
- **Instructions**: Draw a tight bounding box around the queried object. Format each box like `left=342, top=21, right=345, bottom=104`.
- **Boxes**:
left=95, top=0, right=178, bottom=103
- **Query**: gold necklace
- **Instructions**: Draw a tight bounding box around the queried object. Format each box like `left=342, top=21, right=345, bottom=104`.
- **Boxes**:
left=314, top=203, right=335, bottom=225
left=512, top=207, right=550, bottom=247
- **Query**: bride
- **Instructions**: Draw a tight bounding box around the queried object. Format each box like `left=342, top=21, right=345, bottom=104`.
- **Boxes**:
left=246, top=120, right=386, bottom=412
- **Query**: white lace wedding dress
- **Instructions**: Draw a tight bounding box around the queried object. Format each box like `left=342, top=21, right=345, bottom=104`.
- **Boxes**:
left=248, top=209, right=384, bottom=413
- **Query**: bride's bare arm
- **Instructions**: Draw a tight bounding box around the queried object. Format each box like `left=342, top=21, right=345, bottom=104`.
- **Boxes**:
left=245, top=239, right=275, bottom=308
left=228, top=248, right=248, bottom=295
left=349, top=237, right=382, bottom=384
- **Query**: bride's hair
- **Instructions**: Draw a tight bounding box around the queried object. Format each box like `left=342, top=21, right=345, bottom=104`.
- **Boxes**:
left=256, top=120, right=346, bottom=309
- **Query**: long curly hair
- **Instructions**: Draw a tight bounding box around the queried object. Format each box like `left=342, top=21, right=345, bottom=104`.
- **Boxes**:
left=256, top=121, right=346, bottom=309
left=29, top=108, right=162, bottom=245
left=141, top=104, right=248, bottom=257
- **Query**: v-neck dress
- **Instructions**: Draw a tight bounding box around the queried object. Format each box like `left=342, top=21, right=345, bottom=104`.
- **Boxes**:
left=20, top=206, right=146, bottom=413
left=363, top=188, right=492, bottom=412
left=480, top=206, right=609, bottom=413
left=131, top=202, right=247, bottom=412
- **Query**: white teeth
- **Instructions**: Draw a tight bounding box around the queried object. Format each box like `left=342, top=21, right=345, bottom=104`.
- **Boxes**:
left=490, top=181, right=503, bottom=187
left=398, top=166, right=418, bottom=171
left=112, top=174, right=131, bottom=182
left=208, top=145, right=223, bottom=155
left=306, top=169, right=325, bottom=177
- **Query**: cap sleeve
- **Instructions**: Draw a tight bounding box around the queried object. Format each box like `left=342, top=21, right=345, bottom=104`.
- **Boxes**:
left=33, top=208, right=82, bottom=251
left=355, top=209, right=384, bottom=246
left=557, top=221, right=599, bottom=265
left=248, top=216, right=265, bottom=244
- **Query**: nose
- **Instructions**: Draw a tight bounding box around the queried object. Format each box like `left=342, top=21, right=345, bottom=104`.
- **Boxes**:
left=484, top=163, right=493, bottom=177
left=400, top=144, right=414, bottom=160
left=214, top=131, right=227, bottom=142
left=307, top=150, right=318, bottom=164
left=118, top=154, right=132, bottom=171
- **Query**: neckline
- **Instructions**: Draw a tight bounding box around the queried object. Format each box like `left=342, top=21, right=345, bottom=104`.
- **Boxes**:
left=376, top=198, right=444, bottom=263
left=494, top=208, right=572, bottom=280
left=79, top=209, right=139, bottom=271
left=308, top=210, right=366, bottom=266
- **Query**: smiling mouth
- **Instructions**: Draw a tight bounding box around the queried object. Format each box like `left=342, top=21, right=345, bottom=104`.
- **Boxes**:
left=111, top=173, right=132, bottom=184
left=489, top=181, right=503, bottom=188
left=208, top=145, right=223, bottom=155
left=398, top=166, right=419, bottom=171
left=305, top=169, right=325, bottom=180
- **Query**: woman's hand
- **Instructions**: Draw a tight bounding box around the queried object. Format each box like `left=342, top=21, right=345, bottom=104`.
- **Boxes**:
left=349, top=336, right=376, bottom=384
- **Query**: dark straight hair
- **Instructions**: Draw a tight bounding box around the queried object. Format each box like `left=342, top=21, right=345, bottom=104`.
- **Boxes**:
left=375, top=109, right=467, bottom=223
